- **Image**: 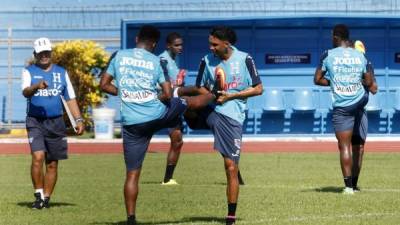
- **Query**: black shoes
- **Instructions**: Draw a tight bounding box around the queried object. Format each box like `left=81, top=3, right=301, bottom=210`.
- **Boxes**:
left=127, top=215, right=136, bottom=225
left=31, top=192, right=43, bottom=209
left=43, top=197, right=50, bottom=208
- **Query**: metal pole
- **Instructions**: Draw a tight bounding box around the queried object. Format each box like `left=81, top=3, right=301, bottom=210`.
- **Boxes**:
left=7, top=27, right=13, bottom=126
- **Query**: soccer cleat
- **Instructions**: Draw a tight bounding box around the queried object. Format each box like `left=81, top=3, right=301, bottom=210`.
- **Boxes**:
left=127, top=215, right=136, bottom=225
left=225, top=215, right=236, bottom=225
left=31, top=192, right=44, bottom=209
left=43, top=197, right=50, bottom=208
left=175, top=69, right=186, bottom=87
left=353, top=186, right=361, bottom=192
left=161, top=179, right=179, bottom=185
left=342, top=187, right=355, bottom=195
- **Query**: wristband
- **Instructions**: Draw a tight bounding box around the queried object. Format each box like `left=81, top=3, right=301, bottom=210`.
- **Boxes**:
left=75, top=118, right=84, bottom=123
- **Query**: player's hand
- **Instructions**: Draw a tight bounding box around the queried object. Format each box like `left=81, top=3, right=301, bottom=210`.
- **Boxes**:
left=215, top=91, right=231, bottom=105
left=75, top=121, right=85, bottom=135
left=36, top=80, right=48, bottom=89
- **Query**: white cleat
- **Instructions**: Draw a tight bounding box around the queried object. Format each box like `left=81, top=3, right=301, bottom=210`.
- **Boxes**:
left=161, top=179, right=179, bottom=185
left=342, top=187, right=355, bottom=195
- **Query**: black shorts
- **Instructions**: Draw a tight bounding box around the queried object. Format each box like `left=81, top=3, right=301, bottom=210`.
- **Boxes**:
left=123, top=98, right=187, bottom=171
left=26, top=116, right=68, bottom=161
left=185, top=106, right=243, bottom=164
left=332, top=94, right=368, bottom=144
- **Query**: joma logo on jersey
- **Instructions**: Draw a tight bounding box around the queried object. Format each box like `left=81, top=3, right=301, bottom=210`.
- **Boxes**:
left=333, top=57, right=362, bottom=65
left=34, top=89, right=61, bottom=97
left=120, top=57, right=154, bottom=70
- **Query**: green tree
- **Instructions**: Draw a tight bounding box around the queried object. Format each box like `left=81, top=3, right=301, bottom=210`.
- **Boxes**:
left=51, top=40, right=110, bottom=128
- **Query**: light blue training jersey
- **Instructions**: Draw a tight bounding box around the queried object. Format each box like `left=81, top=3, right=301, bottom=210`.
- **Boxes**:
left=159, top=50, right=180, bottom=84
left=320, top=46, right=368, bottom=107
left=106, top=48, right=168, bottom=125
left=196, top=46, right=261, bottom=124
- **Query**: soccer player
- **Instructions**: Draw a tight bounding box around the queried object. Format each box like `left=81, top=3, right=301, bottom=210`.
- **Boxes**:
left=159, top=32, right=185, bottom=185
left=174, top=26, right=263, bottom=224
left=22, top=37, right=85, bottom=209
left=100, top=25, right=216, bottom=225
left=314, top=24, right=375, bottom=194
left=351, top=40, right=378, bottom=191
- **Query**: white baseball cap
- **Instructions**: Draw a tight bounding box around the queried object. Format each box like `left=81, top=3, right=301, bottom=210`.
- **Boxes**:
left=33, top=37, right=52, bottom=53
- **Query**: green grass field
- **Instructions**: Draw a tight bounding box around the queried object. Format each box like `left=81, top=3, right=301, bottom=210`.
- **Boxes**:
left=1, top=152, right=399, bottom=225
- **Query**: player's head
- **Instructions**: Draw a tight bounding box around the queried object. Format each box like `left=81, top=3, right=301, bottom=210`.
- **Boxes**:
left=209, top=26, right=237, bottom=58
left=166, top=32, right=183, bottom=56
left=33, top=37, right=52, bottom=67
left=332, top=24, right=349, bottom=47
left=136, top=25, right=161, bottom=52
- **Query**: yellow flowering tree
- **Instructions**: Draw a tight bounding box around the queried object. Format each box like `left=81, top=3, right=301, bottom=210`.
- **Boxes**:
left=51, top=40, right=109, bottom=128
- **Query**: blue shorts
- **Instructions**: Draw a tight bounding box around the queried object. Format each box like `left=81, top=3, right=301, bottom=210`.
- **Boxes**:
left=185, top=106, right=243, bottom=164
left=26, top=116, right=68, bottom=161
left=123, top=98, right=187, bottom=171
left=332, top=94, right=368, bottom=144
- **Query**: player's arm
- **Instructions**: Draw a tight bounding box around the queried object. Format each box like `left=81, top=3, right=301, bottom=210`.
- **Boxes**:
left=21, top=69, right=48, bottom=98
left=100, top=52, right=118, bottom=96
left=217, top=83, right=263, bottom=104
left=100, top=73, right=118, bottom=96
left=314, top=51, right=330, bottom=86
left=64, top=71, right=84, bottom=135
left=314, top=69, right=330, bottom=86
left=159, top=59, right=172, bottom=103
left=364, top=60, right=378, bottom=94
left=216, top=55, right=263, bottom=104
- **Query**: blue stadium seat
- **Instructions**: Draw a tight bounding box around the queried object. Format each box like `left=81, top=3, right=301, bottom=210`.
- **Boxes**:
left=365, top=93, right=381, bottom=112
left=292, top=89, right=316, bottom=111
left=263, top=89, right=285, bottom=112
left=393, top=89, right=400, bottom=111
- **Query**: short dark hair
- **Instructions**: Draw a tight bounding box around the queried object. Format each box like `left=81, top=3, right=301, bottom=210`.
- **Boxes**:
left=210, top=26, right=237, bottom=45
left=333, top=24, right=349, bottom=40
left=166, top=32, right=182, bottom=44
left=137, top=25, right=161, bottom=43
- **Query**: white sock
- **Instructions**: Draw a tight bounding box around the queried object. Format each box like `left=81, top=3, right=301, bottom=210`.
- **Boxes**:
left=35, top=189, right=44, bottom=200
left=173, top=87, right=180, bottom=98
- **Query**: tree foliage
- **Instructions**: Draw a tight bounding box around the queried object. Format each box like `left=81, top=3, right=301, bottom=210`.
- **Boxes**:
left=51, top=40, right=110, bottom=127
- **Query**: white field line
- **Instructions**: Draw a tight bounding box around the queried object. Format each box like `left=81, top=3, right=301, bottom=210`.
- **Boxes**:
left=2, top=136, right=400, bottom=143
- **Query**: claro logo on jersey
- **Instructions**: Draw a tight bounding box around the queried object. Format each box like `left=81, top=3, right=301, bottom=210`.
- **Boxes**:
left=120, top=57, right=154, bottom=70
left=34, top=88, right=62, bottom=97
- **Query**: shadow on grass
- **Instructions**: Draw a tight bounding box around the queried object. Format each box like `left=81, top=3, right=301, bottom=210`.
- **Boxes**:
left=312, top=186, right=343, bottom=193
left=17, top=201, right=76, bottom=208
left=92, top=216, right=227, bottom=224
left=140, top=181, right=227, bottom=186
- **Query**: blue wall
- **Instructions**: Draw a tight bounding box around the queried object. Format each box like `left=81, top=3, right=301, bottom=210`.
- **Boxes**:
left=122, top=16, right=400, bottom=135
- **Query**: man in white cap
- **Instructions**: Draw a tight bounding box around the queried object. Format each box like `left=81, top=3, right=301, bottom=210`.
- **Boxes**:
left=22, top=37, right=84, bottom=209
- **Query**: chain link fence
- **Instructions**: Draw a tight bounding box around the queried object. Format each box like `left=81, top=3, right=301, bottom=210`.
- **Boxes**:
left=32, top=0, right=400, bottom=28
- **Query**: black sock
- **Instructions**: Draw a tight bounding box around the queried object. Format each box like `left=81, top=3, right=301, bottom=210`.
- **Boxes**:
left=344, top=176, right=352, bottom=188
left=352, top=176, right=359, bottom=188
left=163, top=164, right=176, bottom=183
left=228, top=203, right=237, bottom=216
